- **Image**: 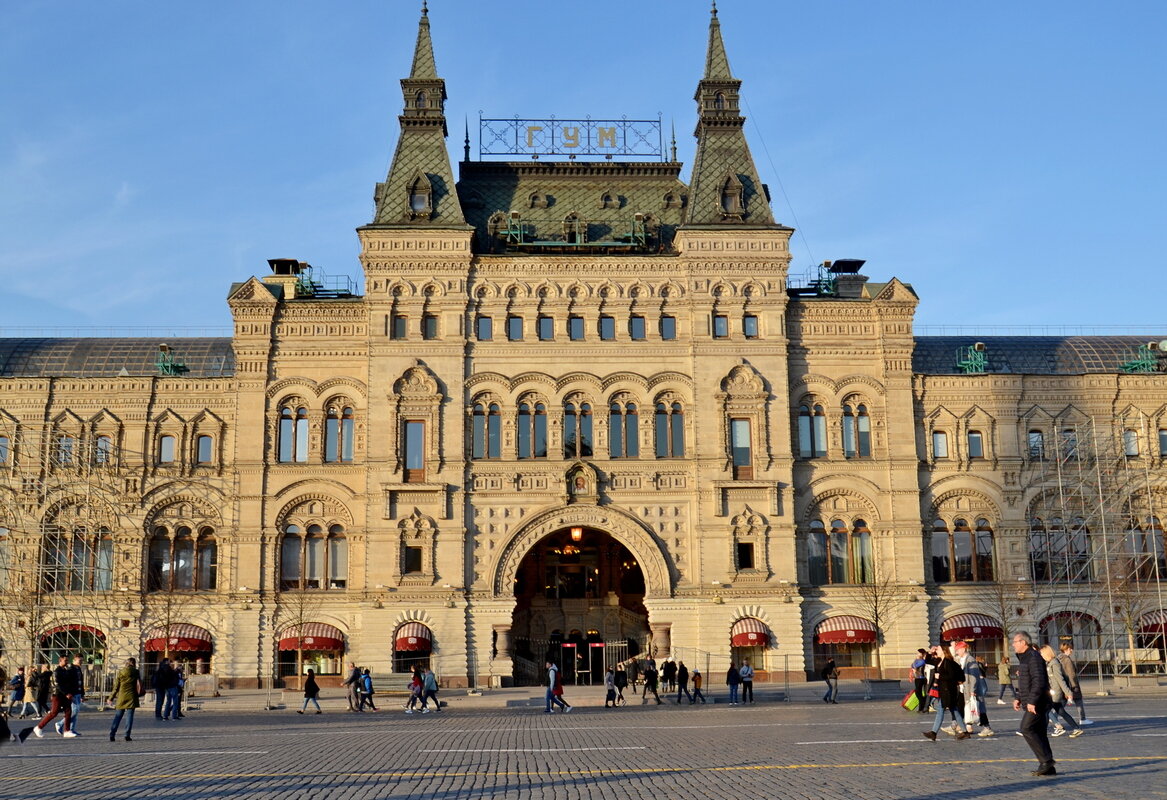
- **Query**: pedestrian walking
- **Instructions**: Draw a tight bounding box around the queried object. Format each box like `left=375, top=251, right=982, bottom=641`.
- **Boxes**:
left=544, top=661, right=571, bottom=713
left=7, top=666, right=25, bottom=717
left=613, top=661, right=628, bottom=706
left=55, top=655, right=85, bottom=735
left=421, top=666, right=440, bottom=712
left=910, top=649, right=928, bottom=712
left=358, top=668, right=378, bottom=711
left=661, top=659, right=677, bottom=693
left=952, top=641, right=992, bottom=737
left=1013, top=631, right=1056, bottom=776
left=691, top=668, right=706, bottom=704
left=641, top=660, right=662, bottom=704
left=739, top=660, right=755, bottom=704
left=626, top=658, right=639, bottom=691
left=1057, top=643, right=1091, bottom=725
left=298, top=669, right=322, bottom=714
left=604, top=666, right=617, bottom=708
left=343, top=662, right=362, bottom=712
left=108, top=657, right=142, bottom=742
left=405, top=666, right=424, bottom=713
left=726, top=661, right=741, bottom=705
left=996, top=656, right=1016, bottom=703
left=32, top=663, right=51, bottom=716
left=1041, top=645, right=1083, bottom=739
left=821, top=658, right=838, bottom=703
left=20, top=655, right=79, bottom=741
left=921, top=644, right=971, bottom=741
left=676, top=661, right=693, bottom=704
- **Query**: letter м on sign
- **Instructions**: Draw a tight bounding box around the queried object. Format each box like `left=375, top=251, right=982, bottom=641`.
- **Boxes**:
left=597, top=127, right=617, bottom=148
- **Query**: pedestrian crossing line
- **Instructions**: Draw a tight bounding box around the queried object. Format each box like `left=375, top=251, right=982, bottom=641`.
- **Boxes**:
left=1, top=754, right=1165, bottom=781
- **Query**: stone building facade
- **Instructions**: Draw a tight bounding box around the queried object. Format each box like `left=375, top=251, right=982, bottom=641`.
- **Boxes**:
left=1, top=7, right=1164, bottom=687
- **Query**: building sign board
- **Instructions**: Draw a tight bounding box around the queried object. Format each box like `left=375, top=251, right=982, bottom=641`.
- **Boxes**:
left=479, top=117, right=663, bottom=160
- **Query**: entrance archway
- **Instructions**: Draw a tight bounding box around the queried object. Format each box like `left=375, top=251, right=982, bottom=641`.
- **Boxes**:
left=510, top=526, right=648, bottom=685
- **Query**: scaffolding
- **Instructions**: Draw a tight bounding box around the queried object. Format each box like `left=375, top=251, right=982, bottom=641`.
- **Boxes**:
left=1024, top=413, right=1166, bottom=680
left=0, top=416, right=226, bottom=692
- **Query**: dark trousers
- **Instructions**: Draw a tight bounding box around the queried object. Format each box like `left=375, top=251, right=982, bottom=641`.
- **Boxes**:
left=36, top=694, right=72, bottom=732
left=1019, top=705, right=1054, bottom=766
left=741, top=681, right=754, bottom=703
left=154, top=689, right=165, bottom=717
left=913, top=678, right=927, bottom=711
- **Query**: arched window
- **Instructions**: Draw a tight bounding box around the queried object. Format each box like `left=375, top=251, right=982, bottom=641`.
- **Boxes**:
left=281, top=523, right=347, bottom=591
left=714, top=92, right=726, bottom=109
left=975, top=518, right=995, bottom=582
left=842, top=404, right=872, bottom=458
left=415, top=90, right=427, bottom=108
left=932, top=430, right=949, bottom=459
left=1127, top=516, right=1165, bottom=580
left=56, top=435, right=75, bottom=465
left=609, top=401, right=639, bottom=458
left=518, top=401, right=548, bottom=459
left=148, top=527, right=171, bottom=591
left=931, top=519, right=951, bottom=583
left=967, top=430, right=984, bottom=459
left=850, top=520, right=873, bottom=583
left=807, top=520, right=828, bottom=585
left=654, top=401, right=684, bottom=458
left=172, top=526, right=194, bottom=590
left=325, top=406, right=355, bottom=463
left=564, top=401, right=593, bottom=458
left=1027, top=429, right=1045, bottom=460
left=43, top=526, right=112, bottom=592
left=808, top=518, right=872, bottom=585
left=196, top=527, right=217, bottom=590
left=279, top=405, right=310, bottom=463
left=196, top=435, right=213, bottom=464
left=798, top=404, right=827, bottom=459
left=1041, top=612, right=1100, bottom=651
left=1031, top=516, right=1090, bottom=583
left=472, top=402, right=501, bottom=459
left=94, top=435, right=114, bottom=465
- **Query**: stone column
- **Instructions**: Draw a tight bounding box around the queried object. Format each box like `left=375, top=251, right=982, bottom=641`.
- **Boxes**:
left=493, top=624, right=512, bottom=659
left=650, top=622, right=672, bottom=658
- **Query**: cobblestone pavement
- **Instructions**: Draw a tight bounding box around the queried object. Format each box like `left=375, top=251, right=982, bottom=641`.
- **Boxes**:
left=2, top=692, right=1165, bottom=800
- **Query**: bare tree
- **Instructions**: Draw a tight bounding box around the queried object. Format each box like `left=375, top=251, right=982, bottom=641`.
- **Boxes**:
left=854, top=563, right=910, bottom=679
left=969, top=580, right=1022, bottom=657
left=274, top=587, right=324, bottom=689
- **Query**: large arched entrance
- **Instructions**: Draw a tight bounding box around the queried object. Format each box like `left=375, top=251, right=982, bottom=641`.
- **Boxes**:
left=510, top=526, right=648, bottom=685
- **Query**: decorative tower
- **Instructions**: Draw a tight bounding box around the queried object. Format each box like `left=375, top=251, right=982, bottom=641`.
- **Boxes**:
left=684, top=3, right=775, bottom=227
left=369, top=2, right=466, bottom=228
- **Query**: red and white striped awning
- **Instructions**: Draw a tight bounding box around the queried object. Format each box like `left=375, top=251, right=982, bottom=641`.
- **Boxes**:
left=731, top=617, right=770, bottom=647
left=144, top=623, right=213, bottom=653
left=40, top=624, right=106, bottom=642
left=279, top=622, right=345, bottom=652
left=815, top=615, right=877, bottom=645
left=394, top=622, right=432, bottom=653
left=1139, top=609, right=1167, bottom=635
left=942, top=613, right=1003, bottom=642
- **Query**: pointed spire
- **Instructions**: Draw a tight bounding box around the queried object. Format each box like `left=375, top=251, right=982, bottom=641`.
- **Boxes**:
left=684, top=4, right=775, bottom=227
left=464, top=117, right=471, bottom=162
left=410, top=2, right=438, bottom=80
left=369, top=3, right=467, bottom=229
left=704, top=1, right=733, bottom=80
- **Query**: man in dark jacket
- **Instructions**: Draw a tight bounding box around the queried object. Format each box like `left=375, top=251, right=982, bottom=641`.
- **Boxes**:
left=21, top=655, right=78, bottom=740
left=1012, top=631, right=1055, bottom=776
left=343, top=663, right=362, bottom=712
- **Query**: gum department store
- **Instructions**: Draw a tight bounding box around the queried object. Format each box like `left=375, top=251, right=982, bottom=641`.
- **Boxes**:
left=1, top=7, right=1165, bottom=688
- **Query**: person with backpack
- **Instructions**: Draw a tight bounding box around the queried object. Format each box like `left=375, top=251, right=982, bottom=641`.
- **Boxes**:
left=691, top=668, right=706, bottom=704
left=739, top=660, right=756, bottom=704
left=358, top=668, right=378, bottom=711
left=544, top=660, right=571, bottom=713
left=821, top=658, right=839, bottom=703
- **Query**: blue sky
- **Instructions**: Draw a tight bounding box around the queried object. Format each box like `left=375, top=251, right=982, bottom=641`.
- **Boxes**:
left=1, top=1, right=1164, bottom=334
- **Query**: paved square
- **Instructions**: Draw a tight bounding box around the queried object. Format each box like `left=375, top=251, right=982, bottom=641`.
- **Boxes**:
left=2, top=692, right=1164, bottom=799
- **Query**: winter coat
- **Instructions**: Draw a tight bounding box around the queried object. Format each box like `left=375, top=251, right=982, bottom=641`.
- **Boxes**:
left=110, top=665, right=142, bottom=710
left=1015, top=646, right=1051, bottom=709
left=1046, top=656, right=1073, bottom=704
left=931, top=657, right=966, bottom=711
left=423, top=671, right=439, bottom=693
left=303, top=674, right=320, bottom=699
left=677, top=665, right=689, bottom=687
left=726, top=666, right=741, bottom=686
left=997, top=661, right=1012, bottom=684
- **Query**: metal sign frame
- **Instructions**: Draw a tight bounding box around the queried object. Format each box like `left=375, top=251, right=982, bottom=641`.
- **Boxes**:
left=479, top=115, right=663, bottom=160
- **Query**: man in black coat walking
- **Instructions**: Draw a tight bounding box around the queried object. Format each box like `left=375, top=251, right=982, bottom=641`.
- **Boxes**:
left=1012, top=631, right=1056, bottom=776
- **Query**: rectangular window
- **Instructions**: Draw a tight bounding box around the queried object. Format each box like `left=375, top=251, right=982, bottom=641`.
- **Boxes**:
left=159, top=435, right=176, bottom=464
left=537, top=316, right=554, bottom=341
left=391, top=315, right=408, bottom=340
left=196, top=435, right=213, bottom=464
left=712, top=315, right=729, bottom=338
left=736, top=542, right=755, bottom=570
left=568, top=316, right=585, bottom=341
left=57, top=436, right=74, bottom=465
left=507, top=315, right=524, bottom=341
left=967, top=431, right=984, bottom=459
left=599, top=316, right=616, bottom=340
left=1160, top=429, right=1167, bottom=456
left=1027, top=430, right=1045, bottom=460
left=1123, top=429, right=1140, bottom=457
left=329, top=537, right=348, bottom=589
left=422, top=314, right=438, bottom=340
left=0, top=435, right=10, bottom=464
left=629, top=315, right=646, bottom=340
left=743, top=315, right=759, bottom=338
left=659, top=315, right=676, bottom=340
left=403, top=546, right=423, bottom=574
left=932, top=431, right=949, bottom=459
left=730, top=418, right=753, bottom=479
left=403, top=420, right=425, bottom=483
left=476, top=316, right=493, bottom=341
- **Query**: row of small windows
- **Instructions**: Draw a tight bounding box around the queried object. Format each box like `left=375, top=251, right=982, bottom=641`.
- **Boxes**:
left=931, top=430, right=983, bottom=460
left=450, top=314, right=759, bottom=342
left=798, top=404, right=871, bottom=459
left=1030, top=516, right=1165, bottom=583
left=1026, top=428, right=1167, bottom=460
left=470, top=402, right=687, bottom=461
left=36, top=435, right=215, bottom=467
left=278, top=406, right=355, bottom=464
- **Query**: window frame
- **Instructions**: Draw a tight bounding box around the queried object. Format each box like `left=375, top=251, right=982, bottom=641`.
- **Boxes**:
left=402, top=419, right=426, bottom=482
